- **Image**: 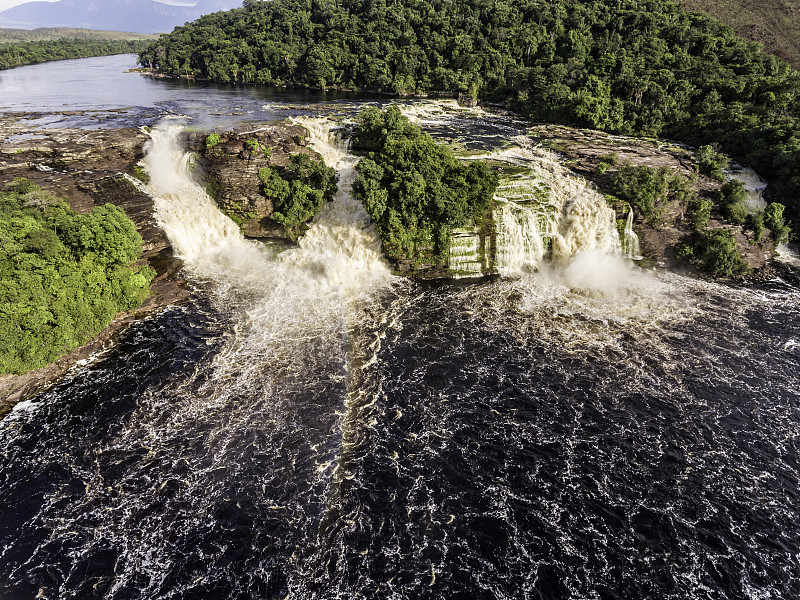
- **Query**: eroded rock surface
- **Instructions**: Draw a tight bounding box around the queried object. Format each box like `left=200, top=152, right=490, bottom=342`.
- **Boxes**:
left=185, top=123, right=317, bottom=239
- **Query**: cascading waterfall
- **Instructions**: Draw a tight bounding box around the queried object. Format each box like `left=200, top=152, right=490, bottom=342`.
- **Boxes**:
left=142, top=117, right=394, bottom=401
left=622, top=209, right=641, bottom=259
left=466, top=140, right=623, bottom=276
left=143, top=120, right=267, bottom=280
left=726, top=166, right=768, bottom=212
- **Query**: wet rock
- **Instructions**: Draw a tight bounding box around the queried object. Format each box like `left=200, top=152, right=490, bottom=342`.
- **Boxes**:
left=186, top=122, right=319, bottom=239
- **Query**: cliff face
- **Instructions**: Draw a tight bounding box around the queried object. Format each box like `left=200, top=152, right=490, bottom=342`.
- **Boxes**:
left=186, top=124, right=326, bottom=240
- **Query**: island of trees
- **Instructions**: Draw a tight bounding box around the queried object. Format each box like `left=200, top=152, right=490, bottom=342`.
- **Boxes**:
left=139, top=0, right=800, bottom=231
left=0, top=179, right=155, bottom=375
left=353, top=106, right=497, bottom=266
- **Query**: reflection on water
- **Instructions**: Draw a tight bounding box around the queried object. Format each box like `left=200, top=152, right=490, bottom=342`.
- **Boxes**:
left=0, top=54, right=371, bottom=129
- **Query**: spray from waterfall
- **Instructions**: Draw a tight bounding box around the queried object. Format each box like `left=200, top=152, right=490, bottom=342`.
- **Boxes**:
left=142, top=118, right=394, bottom=399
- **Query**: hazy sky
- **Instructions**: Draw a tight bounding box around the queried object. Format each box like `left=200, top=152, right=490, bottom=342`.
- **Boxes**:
left=0, top=0, right=198, bottom=12
left=0, top=0, right=57, bottom=11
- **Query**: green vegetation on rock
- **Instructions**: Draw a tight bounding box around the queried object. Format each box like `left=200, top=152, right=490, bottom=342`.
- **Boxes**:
left=259, top=153, right=337, bottom=238
left=0, top=179, right=154, bottom=375
left=694, top=145, right=729, bottom=181
left=764, top=202, right=791, bottom=243
left=679, top=229, right=750, bottom=276
left=717, top=180, right=749, bottom=224
left=352, top=106, right=498, bottom=265
left=610, top=164, right=695, bottom=226
left=205, top=133, right=222, bottom=150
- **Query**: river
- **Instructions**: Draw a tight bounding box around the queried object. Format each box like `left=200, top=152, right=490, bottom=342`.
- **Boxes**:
left=1, top=55, right=799, bottom=600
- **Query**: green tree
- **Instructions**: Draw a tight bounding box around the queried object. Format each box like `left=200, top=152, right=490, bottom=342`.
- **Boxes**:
left=353, top=106, right=498, bottom=263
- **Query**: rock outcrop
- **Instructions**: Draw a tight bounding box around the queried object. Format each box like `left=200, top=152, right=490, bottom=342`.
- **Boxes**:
left=185, top=123, right=319, bottom=240
left=528, top=124, right=777, bottom=275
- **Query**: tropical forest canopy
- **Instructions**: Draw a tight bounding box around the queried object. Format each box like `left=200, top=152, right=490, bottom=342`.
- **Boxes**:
left=0, top=180, right=155, bottom=375
left=139, top=0, right=800, bottom=222
left=353, top=106, right=498, bottom=264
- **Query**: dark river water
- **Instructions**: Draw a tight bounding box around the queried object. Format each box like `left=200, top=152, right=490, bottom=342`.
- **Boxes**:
left=1, top=55, right=800, bottom=600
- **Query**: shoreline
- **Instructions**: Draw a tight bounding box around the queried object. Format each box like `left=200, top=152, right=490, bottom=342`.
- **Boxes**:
left=0, top=110, right=191, bottom=417
left=0, top=282, right=189, bottom=419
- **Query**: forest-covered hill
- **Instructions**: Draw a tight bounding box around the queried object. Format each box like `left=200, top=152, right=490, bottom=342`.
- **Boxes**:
left=0, top=38, right=149, bottom=70
left=678, top=0, right=800, bottom=70
left=0, top=27, right=157, bottom=43
left=139, top=0, right=800, bottom=224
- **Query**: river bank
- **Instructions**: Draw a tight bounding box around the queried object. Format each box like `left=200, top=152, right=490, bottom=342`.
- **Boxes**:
left=0, top=111, right=191, bottom=412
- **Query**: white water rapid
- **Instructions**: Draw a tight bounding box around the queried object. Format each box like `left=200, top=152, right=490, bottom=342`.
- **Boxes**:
left=142, top=118, right=394, bottom=401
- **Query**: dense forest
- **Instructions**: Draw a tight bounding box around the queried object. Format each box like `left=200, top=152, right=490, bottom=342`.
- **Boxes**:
left=0, top=179, right=154, bottom=375
left=139, top=0, right=800, bottom=225
left=353, top=106, right=497, bottom=265
left=0, top=27, right=157, bottom=43
left=0, top=38, right=148, bottom=70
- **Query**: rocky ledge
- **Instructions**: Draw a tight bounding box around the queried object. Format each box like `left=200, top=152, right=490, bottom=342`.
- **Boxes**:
left=185, top=123, right=321, bottom=239
left=529, top=123, right=779, bottom=277
left=0, top=111, right=190, bottom=412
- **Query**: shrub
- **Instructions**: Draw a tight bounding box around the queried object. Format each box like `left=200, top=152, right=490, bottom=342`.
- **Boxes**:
left=694, top=145, right=728, bottom=181
left=687, top=197, right=712, bottom=231
left=746, top=211, right=765, bottom=243
left=205, top=133, right=222, bottom=150
left=717, top=180, right=749, bottom=224
left=259, top=153, right=337, bottom=238
left=245, top=138, right=271, bottom=159
left=764, top=202, right=791, bottom=243
left=610, top=164, right=696, bottom=226
left=691, top=229, right=750, bottom=276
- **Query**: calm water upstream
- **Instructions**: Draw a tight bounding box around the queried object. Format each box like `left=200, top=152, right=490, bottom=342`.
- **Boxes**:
left=1, top=55, right=799, bottom=600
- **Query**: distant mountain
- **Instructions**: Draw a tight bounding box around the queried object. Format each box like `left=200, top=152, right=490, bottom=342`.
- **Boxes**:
left=0, top=0, right=243, bottom=34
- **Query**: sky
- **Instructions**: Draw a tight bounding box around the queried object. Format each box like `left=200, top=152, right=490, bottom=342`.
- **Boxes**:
left=0, top=0, right=198, bottom=12
left=0, top=0, right=57, bottom=11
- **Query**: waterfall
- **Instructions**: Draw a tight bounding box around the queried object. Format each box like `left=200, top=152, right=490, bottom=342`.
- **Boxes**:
left=284, top=117, right=391, bottom=292
left=142, top=118, right=394, bottom=399
left=726, top=166, right=768, bottom=213
left=472, top=141, right=623, bottom=276
left=143, top=118, right=391, bottom=293
left=622, top=209, right=641, bottom=259
left=448, top=231, right=484, bottom=275
left=142, top=120, right=267, bottom=280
